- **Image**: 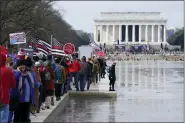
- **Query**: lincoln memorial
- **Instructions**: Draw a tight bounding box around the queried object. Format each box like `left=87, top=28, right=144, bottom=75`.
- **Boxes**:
left=93, top=12, right=168, bottom=46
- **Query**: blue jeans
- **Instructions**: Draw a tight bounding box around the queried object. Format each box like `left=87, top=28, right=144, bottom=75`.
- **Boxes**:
left=78, top=73, right=87, bottom=91
left=39, top=84, right=43, bottom=109
left=8, top=111, right=13, bottom=123
left=87, top=77, right=92, bottom=90
left=66, top=73, right=72, bottom=90
left=0, top=104, right=9, bottom=123
left=71, top=72, right=79, bottom=91
left=60, top=83, right=64, bottom=95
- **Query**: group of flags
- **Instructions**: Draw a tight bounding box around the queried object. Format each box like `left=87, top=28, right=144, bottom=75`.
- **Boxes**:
left=28, top=35, right=66, bottom=56
left=89, top=36, right=103, bottom=51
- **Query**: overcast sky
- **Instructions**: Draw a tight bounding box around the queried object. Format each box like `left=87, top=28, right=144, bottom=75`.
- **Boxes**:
left=53, top=1, right=184, bottom=33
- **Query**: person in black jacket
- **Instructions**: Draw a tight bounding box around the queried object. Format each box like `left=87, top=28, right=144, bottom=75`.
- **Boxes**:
left=87, top=58, right=93, bottom=90
left=97, top=57, right=103, bottom=80
left=109, top=62, right=116, bottom=91
left=59, top=56, right=69, bottom=92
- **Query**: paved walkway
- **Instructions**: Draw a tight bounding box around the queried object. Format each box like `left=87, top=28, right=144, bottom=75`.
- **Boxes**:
left=30, top=94, right=68, bottom=122
left=30, top=75, right=111, bottom=122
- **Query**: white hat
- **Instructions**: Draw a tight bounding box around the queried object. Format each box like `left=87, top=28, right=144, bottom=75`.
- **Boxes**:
left=36, top=52, right=44, bottom=59
left=35, top=61, right=41, bottom=67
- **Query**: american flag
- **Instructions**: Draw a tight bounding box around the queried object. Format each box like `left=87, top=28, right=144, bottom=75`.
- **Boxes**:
left=89, top=36, right=101, bottom=51
left=37, top=40, right=51, bottom=56
left=28, top=36, right=51, bottom=56
left=27, top=36, right=39, bottom=56
left=51, top=36, right=65, bottom=56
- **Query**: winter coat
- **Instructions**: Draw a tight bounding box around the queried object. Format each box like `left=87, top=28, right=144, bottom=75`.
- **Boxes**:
left=34, top=67, right=41, bottom=83
left=45, top=61, right=55, bottom=90
left=109, top=65, right=116, bottom=81
left=0, top=53, right=16, bottom=105
left=55, top=64, right=66, bottom=84
left=87, top=61, right=93, bottom=77
left=69, top=60, right=81, bottom=73
left=14, top=71, right=36, bottom=105
left=79, top=61, right=90, bottom=76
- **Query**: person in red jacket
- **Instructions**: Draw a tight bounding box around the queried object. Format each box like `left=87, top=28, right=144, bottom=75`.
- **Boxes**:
left=0, top=53, right=16, bottom=123
left=68, top=56, right=81, bottom=91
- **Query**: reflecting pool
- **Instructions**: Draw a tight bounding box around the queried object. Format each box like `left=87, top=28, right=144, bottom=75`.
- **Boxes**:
left=45, top=60, right=184, bottom=122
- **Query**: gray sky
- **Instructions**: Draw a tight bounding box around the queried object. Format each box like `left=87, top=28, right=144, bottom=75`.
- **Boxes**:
left=53, top=1, right=184, bottom=33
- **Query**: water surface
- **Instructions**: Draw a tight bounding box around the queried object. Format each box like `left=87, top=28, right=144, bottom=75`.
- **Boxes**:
left=45, top=60, right=184, bottom=122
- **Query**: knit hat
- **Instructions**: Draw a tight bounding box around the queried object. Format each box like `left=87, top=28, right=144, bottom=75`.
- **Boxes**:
left=81, top=56, right=86, bottom=61
left=16, top=59, right=26, bottom=67
left=17, top=49, right=25, bottom=56
left=25, top=56, right=33, bottom=68
left=17, top=49, right=25, bottom=60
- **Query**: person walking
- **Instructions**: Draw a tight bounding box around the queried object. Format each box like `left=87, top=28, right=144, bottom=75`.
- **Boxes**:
left=0, top=53, right=16, bottom=123
left=47, top=55, right=56, bottom=106
left=78, top=56, right=90, bottom=91
left=55, top=57, right=66, bottom=101
left=35, top=52, right=47, bottom=111
left=44, top=60, right=55, bottom=109
left=68, top=56, right=81, bottom=91
left=5, top=58, right=18, bottom=123
left=92, top=59, right=99, bottom=84
left=109, top=62, right=116, bottom=91
left=34, top=61, right=42, bottom=113
left=101, top=59, right=107, bottom=78
left=87, top=58, right=93, bottom=90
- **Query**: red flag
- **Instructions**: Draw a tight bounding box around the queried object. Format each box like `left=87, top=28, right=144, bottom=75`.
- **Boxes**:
left=96, top=51, right=104, bottom=57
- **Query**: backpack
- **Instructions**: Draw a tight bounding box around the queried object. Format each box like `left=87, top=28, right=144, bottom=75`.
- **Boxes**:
left=93, top=64, right=98, bottom=73
left=55, top=65, right=62, bottom=81
left=79, top=62, right=88, bottom=74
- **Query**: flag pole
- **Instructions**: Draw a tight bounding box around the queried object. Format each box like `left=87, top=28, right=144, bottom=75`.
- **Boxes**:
left=51, top=35, right=53, bottom=47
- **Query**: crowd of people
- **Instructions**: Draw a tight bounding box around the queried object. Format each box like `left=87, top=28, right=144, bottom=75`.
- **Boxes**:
left=105, top=47, right=184, bottom=61
left=0, top=49, right=117, bottom=123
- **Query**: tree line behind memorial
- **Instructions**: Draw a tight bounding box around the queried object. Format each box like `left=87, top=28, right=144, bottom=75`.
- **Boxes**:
left=167, top=28, right=184, bottom=50
left=0, top=0, right=90, bottom=50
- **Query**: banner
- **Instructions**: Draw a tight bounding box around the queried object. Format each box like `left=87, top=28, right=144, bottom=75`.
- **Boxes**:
left=9, top=32, right=26, bottom=45
left=63, top=43, right=75, bottom=55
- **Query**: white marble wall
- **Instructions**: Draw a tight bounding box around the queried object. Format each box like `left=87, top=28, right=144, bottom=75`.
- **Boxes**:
left=94, top=24, right=166, bottom=45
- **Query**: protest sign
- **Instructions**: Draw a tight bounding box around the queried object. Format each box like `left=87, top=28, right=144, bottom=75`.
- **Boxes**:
left=9, top=32, right=26, bottom=45
left=63, top=43, right=75, bottom=55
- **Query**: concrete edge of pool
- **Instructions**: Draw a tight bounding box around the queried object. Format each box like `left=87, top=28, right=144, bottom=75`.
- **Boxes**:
left=69, top=91, right=117, bottom=98
left=31, top=90, right=117, bottom=122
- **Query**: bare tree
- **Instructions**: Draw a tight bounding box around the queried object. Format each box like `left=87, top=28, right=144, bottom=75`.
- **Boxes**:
left=0, top=1, right=90, bottom=49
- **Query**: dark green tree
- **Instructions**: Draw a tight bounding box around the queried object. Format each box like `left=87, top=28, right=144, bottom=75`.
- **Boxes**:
left=167, top=28, right=184, bottom=50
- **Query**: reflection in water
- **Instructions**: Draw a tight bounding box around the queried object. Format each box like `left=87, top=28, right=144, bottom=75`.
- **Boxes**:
left=109, top=100, right=116, bottom=122
left=121, top=60, right=168, bottom=93
left=45, top=60, right=183, bottom=122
